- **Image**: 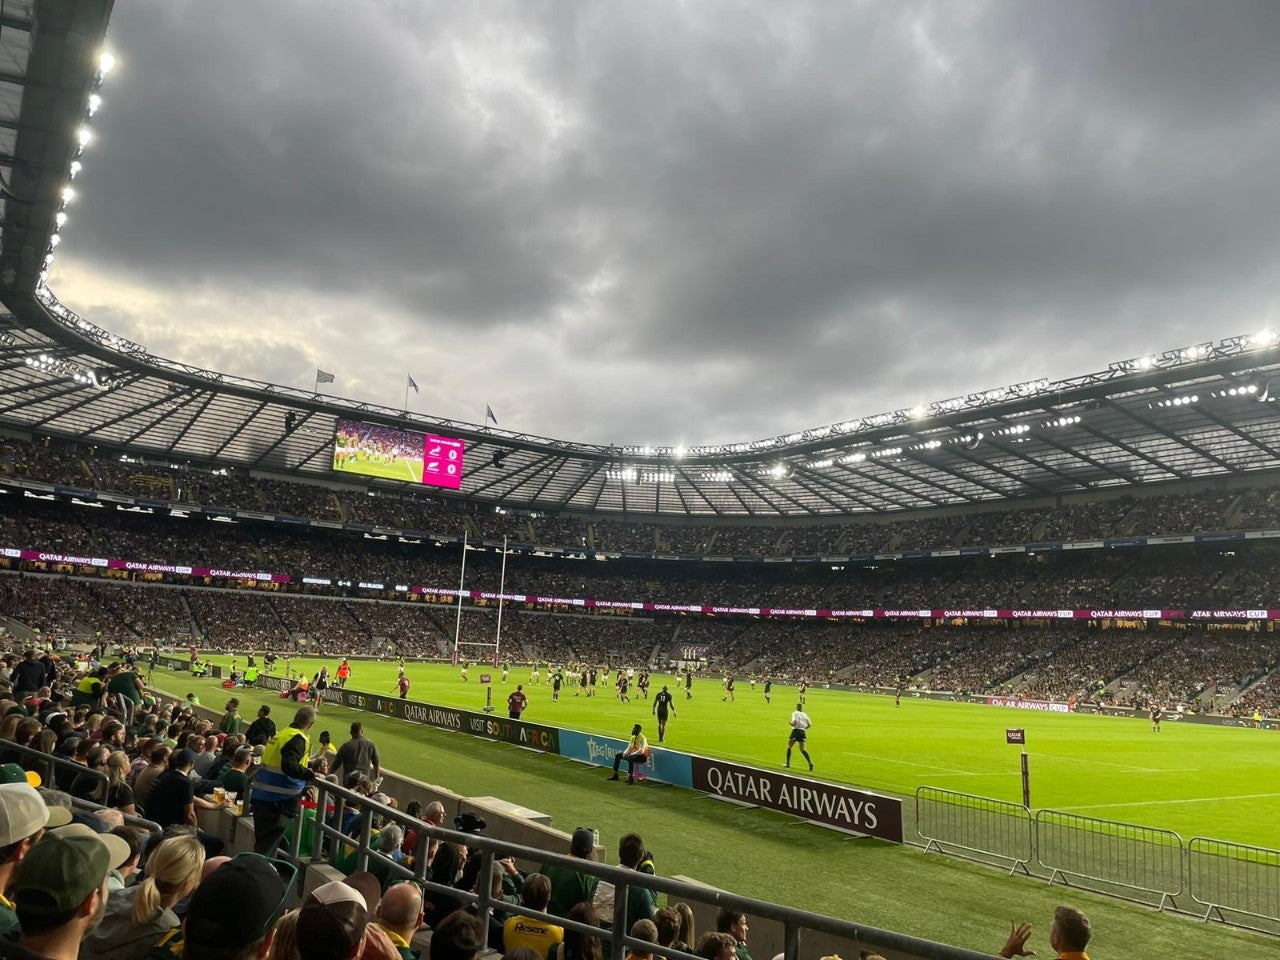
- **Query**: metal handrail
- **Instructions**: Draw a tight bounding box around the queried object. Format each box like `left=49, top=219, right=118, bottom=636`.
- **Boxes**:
left=0, top=738, right=109, bottom=797
left=68, top=795, right=163, bottom=838
left=289, top=778, right=995, bottom=960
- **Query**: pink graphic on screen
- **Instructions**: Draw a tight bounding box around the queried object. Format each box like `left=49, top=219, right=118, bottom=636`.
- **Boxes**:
left=422, top=434, right=465, bottom=489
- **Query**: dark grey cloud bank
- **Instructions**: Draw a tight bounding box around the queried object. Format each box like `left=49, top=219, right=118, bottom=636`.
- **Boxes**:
left=52, top=0, right=1280, bottom=445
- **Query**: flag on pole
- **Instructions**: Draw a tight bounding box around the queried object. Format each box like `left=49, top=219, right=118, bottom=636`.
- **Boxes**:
left=485, top=404, right=498, bottom=425
left=407, top=374, right=419, bottom=394
left=315, top=368, right=335, bottom=384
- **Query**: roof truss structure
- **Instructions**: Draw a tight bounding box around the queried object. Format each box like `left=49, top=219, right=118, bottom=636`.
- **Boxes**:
left=2, top=2, right=1280, bottom=520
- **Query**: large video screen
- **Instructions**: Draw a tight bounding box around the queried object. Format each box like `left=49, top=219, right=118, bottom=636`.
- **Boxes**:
left=333, top=418, right=465, bottom=490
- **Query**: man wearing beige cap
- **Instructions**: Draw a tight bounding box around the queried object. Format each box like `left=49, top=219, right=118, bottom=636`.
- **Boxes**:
left=297, top=879, right=400, bottom=960
left=0, top=783, right=72, bottom=938
left=0, top=832, right=112, bottom=960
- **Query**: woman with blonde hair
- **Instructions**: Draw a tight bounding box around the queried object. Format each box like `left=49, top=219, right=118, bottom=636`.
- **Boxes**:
left=81, top=833, right=205, bottom=960
left=104, top=750, right=138, bottom=814
left=267, top=909, right=301, bottom=960
left=673, top=902, right=696, bottom=953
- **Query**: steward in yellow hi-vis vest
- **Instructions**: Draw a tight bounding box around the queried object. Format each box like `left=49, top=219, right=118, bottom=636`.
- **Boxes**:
left=71, top=670, right=107, bottom=706
left=249, top=705, right=317, bottom=856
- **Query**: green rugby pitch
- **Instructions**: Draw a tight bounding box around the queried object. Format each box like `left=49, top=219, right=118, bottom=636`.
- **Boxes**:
left=192, top=657, right=1280, bottom=850
left=152, top=657, right=1279, bottom=956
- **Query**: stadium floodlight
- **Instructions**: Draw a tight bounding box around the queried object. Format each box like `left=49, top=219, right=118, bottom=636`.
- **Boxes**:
left=76, top=126, right=93, bottom=148
left=87, top=94, right=102, bottom=117
left=672, top=445, right=686, bottom=460
left=54, top=212, right=67, bottom=228
left=68, top=161, right=82, bottom=180
left=1250, top=329, right=1278, bottom=347
left=61, top=186, right=76, bottom=204
left=98, top=51, right=116, bottom=77
left=48, top=234, right=60, bottom=249
left=909, top=404, right=927, bottom=420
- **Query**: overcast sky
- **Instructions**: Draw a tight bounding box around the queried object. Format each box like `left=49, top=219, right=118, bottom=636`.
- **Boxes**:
left=51, top=1, right=1280, bottom=447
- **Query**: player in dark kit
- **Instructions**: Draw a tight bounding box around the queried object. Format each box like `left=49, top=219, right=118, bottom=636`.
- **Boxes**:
left=652, top=685, right=676, bottom=742
left=638, top=671, right=650, bottom=699
left=618, top=675, right=630, bottom=703
left=551, top=671, right=563, bottom=701
left=1150, top=703, right=1162, bottom=733
left=577, top=670, right=587, bottom=697
left=684, top=668, right=694, bottom=700
left=589, top=667, right=598, bottom=697
left=722, top=676, right=735, bottom=702
left=763, top=678, right=772, bottom=704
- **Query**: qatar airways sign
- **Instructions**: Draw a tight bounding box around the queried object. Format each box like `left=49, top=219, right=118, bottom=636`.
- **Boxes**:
left=1, top=546, right=290, bottom=583
left=986, top=696, right=1074, bottom=713
left=691, top=757, right=903, bottom=842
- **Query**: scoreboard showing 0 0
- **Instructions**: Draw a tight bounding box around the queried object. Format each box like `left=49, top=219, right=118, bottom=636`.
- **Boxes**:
left=331, top=418, right=466, bottom=490
left=422, top=434, right=465, bottom=490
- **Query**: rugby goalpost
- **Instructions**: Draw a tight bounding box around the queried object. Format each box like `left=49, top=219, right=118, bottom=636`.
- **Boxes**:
left=451, top=532, right=506, bottom=669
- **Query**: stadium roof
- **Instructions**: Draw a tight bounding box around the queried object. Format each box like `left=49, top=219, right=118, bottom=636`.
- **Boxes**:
left=2, top=1, right=1280, bottom=520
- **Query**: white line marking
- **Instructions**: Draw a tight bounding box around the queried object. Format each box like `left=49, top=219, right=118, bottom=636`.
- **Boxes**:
left=1031, top=752, right=1164, bottom=773
left=838, top=751, right=977, bottom=776
left=1060, top=792, right=1280, bottom=811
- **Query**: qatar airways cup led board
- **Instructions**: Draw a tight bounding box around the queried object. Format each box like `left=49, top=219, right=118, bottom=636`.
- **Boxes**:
left=333, top=418, right=465, bottom=489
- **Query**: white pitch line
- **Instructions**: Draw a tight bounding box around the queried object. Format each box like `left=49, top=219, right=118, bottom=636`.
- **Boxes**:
left=1059, top=792, right=1280, bottom=811
left=1030, top=752, right=1165, bottom=774
left=838, top=750, right=977, bottom=776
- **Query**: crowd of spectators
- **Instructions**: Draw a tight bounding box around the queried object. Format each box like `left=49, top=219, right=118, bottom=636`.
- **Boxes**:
left=186, top=591, right=289, bottom=649
left=0, top=643, right=759, bottom=960
left=5, top=436, right=1280, bottom=558
left=1109, top=633, right=1277, bottom=708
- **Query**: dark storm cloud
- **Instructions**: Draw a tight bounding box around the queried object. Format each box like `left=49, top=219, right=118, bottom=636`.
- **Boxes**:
left=52, top=0, right=1280, bottom=445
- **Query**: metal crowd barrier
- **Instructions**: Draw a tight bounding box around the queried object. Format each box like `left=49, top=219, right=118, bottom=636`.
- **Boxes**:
left=277, top=778, right=996, bottom=960
left=1035, top=809, right=1184, bottom=910
left=915, top=786, right=1033, bottom=875
left=1187, top=837, right=1280, bottom=933
left=916, top=786, right=1280, bottom=932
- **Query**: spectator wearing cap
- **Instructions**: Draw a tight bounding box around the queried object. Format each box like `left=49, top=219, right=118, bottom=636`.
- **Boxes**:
left=538, top=828, right=598, bottom=918
left=377, top=882, right=424, bottom=960
left=143, top=751, right=228, bottom=858
left=297, top=879, right=400, bottom=960
left=0, top=782, right=73, bottom=937
left=248, top=706, right=317, bottom=857
left=618, top=833, right=657, bottom=932
left=0, top=832, right=113, bottom=960
left=150, top=854, right=292, bottom=960
left=80, top=833, right=203, bottom=960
